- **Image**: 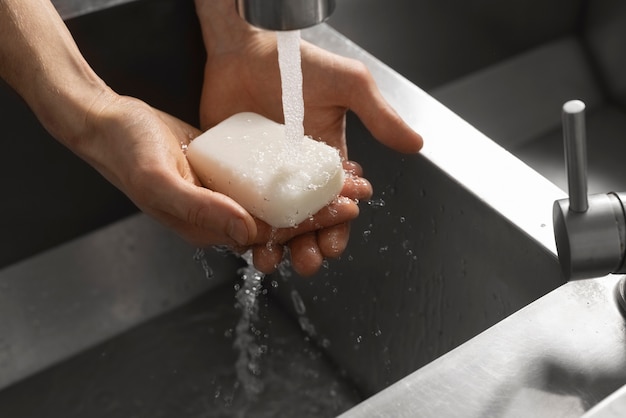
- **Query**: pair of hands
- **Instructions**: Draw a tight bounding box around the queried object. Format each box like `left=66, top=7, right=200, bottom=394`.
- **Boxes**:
left=84, top=1, right=422, bottom=276
left=0, top=0, right=422, bottom=276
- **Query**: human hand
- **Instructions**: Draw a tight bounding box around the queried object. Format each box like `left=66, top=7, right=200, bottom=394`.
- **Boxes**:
left=194, top=0, right=423, bottom=275
left=2, top=0, right=314, bottom=255
left=77, top=94, right=366, bottom=253
left=75, top=93, right=253, bottom=247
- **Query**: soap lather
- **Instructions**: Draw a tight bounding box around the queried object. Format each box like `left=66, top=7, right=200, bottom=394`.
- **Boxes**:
left=186, top=112, right=345, bottom=228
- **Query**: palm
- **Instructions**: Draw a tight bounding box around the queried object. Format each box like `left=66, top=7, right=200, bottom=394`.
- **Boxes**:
left=199, top=32, right=348, bottom=157
left=196, top=27, right=421, bottom=275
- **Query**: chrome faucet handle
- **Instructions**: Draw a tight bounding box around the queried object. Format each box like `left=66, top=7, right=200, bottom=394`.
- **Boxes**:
left=562, top=100, right=589, bottom=213
left=553, top=100, right=626, bottom=279
left=235, top=0, right=336, bottom=31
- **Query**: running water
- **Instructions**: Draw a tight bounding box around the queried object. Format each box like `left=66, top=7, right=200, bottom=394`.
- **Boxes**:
left=276, top=30, right=305, bottom=146
left=230, top=30, right=308, bottom=399
left=233, top=251, right=267, bottom=398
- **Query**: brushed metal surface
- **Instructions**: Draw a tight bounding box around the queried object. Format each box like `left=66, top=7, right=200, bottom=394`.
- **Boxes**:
left=8, top=2, right=625, bottom=417
left=0, top=214, right=240, bottom=390
left=52, top=0, right=140, bottom=19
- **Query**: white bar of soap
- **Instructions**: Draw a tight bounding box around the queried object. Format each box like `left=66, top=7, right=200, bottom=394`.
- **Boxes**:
left=186, top=112, right=345, bottom=228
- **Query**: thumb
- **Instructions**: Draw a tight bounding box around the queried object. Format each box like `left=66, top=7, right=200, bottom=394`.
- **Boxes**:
left=348, top=64, right=423, bottom=154
left=156, top=179, right=258, bottom=248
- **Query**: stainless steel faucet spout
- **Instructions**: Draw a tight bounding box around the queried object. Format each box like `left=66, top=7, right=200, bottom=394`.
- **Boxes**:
left=235, top=0, right=336, bottom=31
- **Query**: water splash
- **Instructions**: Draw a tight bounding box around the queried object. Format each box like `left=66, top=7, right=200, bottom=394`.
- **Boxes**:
left=291, top=289, right=317, bottom=338
left=367, top=198, right=386, bottom=208
left=193, top=248, right=214, bottom=280
left=291, top=289, right=307, bottom=315
left=233, top=251, right=266, bottom=398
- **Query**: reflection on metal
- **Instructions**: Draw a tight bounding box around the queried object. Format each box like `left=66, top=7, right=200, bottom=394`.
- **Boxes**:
left=52, top=0, right=141, bottom=20
left=562, top=100, right=589, bottom=213
left=583, top=383, right=626, bottom=418
left=341, top=274, right=626, bottom=417
left=235, top=0, right=335, bottom=30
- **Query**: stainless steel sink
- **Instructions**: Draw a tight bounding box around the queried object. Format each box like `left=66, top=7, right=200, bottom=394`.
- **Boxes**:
left=1, top=0, right=625, bottom=417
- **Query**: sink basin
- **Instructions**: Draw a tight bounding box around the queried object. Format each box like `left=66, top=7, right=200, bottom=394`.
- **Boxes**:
left=0, top=220, right=360, bottom=416
left=1, top=0, right=625, bottom=417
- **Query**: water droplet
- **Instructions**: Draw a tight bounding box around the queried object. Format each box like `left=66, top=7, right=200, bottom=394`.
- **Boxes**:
left=192, top=248, right=214, bottom=280
left=367, top=198, right=386, bottom=208
left=291, top=290, right=307, bottom=315
left=298, top=316, right=317, bottom=336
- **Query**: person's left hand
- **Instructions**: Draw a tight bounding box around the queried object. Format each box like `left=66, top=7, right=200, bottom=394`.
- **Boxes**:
left=194, top=0, right=422, bottom=275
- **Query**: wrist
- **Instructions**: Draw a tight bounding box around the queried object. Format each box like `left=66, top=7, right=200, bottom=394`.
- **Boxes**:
left=0, top=0, right=114, bottom=154
left=33, top=64, right=114, bottom=153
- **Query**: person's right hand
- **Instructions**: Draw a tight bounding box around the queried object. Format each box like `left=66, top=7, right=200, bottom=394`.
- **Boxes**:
left=78, top=93, right=363, bottom=253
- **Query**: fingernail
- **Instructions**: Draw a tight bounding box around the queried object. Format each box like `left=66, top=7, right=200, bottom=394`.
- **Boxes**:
left=228, top=218, right=249, bottom=246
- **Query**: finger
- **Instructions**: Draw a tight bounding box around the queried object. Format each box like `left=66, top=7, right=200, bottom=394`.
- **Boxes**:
left=342, top=173, right=373, bottom=201
left=254, top=195, right=359, bottom=245
left=253, top=243, right=284, bottom=274
left=160, top=179, right=258, bottom=247
left=346, top=63, right=423, bottom=154
left=318, top=222, right=350, bottom=259
left=343, top=160, right=364, bottom=177
left=289, top=232, right=324, bottom=277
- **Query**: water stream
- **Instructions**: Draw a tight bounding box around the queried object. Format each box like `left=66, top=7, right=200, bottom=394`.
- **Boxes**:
left=229, top=30, right=309, bottom=399
left=233, top=251, right=266, bottom=398
left=276, top=30, right=305, bottom=146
